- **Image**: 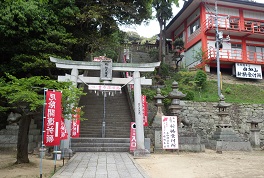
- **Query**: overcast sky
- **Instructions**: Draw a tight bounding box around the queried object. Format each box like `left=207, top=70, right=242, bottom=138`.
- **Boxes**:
left=120, top=0, right=263, bottom=38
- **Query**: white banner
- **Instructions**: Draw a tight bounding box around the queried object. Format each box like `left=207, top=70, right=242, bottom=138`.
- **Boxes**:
left=88, top=85, right=121, bottom=91
left=235, top=63, right=262, bottom=79
left=162, top=116, right=179, bottom=149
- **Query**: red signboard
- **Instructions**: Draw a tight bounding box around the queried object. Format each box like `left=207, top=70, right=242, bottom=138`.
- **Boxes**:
left=71, top=108, right=80, bottom=138
left=129, top=122, right=137, bottom=152
left=142, top=95, right=148, bottom=126
left=60, top=117, right=68, bottom=140
left=44, top=91, right=62, bottom=146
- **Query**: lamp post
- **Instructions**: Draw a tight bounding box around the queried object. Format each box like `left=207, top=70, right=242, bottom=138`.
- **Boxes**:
left=215, top=1, right=221, bottom=97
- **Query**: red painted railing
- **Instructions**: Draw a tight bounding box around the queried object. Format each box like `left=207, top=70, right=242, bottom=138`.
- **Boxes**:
left=207, top=48, right=264, bottom=64
left=204, top=16, right=264, bottom=33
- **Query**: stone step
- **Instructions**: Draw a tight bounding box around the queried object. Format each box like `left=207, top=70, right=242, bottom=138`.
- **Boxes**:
left=72, top=147, right=130, bottom=152
left=80, top=134, right=130, bottom=138
left=71, top=138, right=130, bottom=143
left=71, top=142, right=130, bottom=147
left=71, top=138, right=130, bottom=152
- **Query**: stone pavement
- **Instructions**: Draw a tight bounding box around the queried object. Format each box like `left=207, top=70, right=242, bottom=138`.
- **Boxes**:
left=52, top=152, right=149, bottom=178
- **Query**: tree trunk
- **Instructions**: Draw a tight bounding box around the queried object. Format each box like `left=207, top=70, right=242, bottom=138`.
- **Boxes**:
left=159, top=21, right=163, bottom=63
left=16, top=115, right=31, bottom=164
left=162, top=21, right=166, bottom=63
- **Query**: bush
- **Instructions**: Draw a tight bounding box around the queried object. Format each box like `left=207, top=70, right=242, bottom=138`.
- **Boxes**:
left=160, top=63, right=170, bottom=77
left=224, top=87, right=232, bottom=94
left=183, top=90, right=194, bottom=100
left=141, top=88, right=156, bottom=101
left=194, top=70, right=207, bottom=89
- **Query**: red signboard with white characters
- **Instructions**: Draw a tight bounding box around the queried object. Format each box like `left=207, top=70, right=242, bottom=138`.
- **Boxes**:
left=142, top=95, right=148, bottom=126
left=130, top=122, right=137, bottom=152
left=162, top=116, right=179, bottom=149
left=44, top=90, right=62, bottom=146
left=71, top=108, right=80, bottom=138
left=60, top=117, right=68, bottom=140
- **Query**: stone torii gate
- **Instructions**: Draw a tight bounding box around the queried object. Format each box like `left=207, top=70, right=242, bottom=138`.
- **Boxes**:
left=50, top=57, right=160, bottom=156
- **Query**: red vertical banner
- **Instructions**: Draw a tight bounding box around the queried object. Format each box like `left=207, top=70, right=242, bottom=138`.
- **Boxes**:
left=71, top=108, right=80, bottom=138
left=130, top=122, right=136, bottom=152
left=142, top=95, right=148, bottom=126
left=44, top=90, right=62, bottom=146
left=60, top=117, right=68, bottom=140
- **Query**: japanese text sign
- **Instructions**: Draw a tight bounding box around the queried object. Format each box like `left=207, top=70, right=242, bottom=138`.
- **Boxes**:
left=142, top=95, right=148, bottom=126
left=100, top=59, right=112, bottom=81
left=60, top=117, right=68, bottom=140
left=235, top=63, right=262, bottom=79
left=162, top=116, right=179, bottom=149
left=130, top=122, right=137, bottom=152
left=44, top=91, right=62, bottom=146
left=71, top=108, right=80, bottom=138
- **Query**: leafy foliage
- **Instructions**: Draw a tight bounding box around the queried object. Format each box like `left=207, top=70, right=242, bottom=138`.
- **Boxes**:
left=194, top=70, right=207, bottom=89
left=0, top=74, right=86, bottom=118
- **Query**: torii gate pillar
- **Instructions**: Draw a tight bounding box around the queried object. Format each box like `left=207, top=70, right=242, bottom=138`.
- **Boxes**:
left=133, top=71, right=150, bottom=157
left=62, top=68, right=78, bottom=152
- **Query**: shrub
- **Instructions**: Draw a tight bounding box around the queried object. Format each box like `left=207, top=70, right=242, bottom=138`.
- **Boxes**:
left=160, top=63, right=170, bottom=77
left=183, top=90, right=194, bottom=100
left=194, top=70, right=207, bottom=89
left=225, top=87, right=232, bottom=94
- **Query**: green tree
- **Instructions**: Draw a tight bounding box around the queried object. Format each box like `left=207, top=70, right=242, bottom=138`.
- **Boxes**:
left=0, top=74, right=85, bottom=164
left=0, top=0, right=153, bottom=163
left=152, top=0, right=179, bottom=63
left=0, top=0, right=78, bottom=77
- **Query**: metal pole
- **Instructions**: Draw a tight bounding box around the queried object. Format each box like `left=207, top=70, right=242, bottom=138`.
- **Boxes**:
left=39, top=88, right=47, bottom=178
left=102, top=91, right=106, bottom=138
left=215, top=1, right=221, bottom=97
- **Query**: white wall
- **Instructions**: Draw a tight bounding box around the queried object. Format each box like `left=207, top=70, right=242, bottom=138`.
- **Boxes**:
left=174, top=24, right=184, bottom=37
left=206, top=5, right=239, bottom=16
left=184, top=41, right=202, bottom=68
left=244, top=10, right=264, bottom=20
left=187, top=8, right=200, bottom=26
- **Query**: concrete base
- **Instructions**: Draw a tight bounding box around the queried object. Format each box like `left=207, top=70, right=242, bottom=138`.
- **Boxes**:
left=208, top=140, right=252, bottom=151
left=61, top=148, right=73, bottom=158
left=208, top=127, right=253, bottom=151
left=179, top=144, right=205, bottom=152
left=134, top=149, right=150, bottom=158
left=178, top=128, right=205, bottom=152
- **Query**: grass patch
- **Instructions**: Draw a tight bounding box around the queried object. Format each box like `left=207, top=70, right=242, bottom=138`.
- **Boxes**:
left=193, top=81, right=264, bottom=104
left=143, top=70, right=264, bottom=104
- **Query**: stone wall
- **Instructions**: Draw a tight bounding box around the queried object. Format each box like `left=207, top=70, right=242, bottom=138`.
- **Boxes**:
left=145, top=101, right=264, bottom=149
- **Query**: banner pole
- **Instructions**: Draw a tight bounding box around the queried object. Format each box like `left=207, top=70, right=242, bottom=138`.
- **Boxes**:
left=62, top=141, right=65, bottom=166
left=54, top=145, right=57, bottom=173
left=40, top=88, right=47, bottom=178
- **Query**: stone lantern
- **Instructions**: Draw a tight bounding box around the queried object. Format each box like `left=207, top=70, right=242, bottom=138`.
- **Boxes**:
left=168, top=81, right=205, bottom=152
left=152, top=88, right=165, bottom=127
left=152, top=88, right=165, bottom=151
left=216, top=94, right=232, bottom=128
left=209, top=94, right=252, bottom=151
left=246, top=119, right=263, bottom=148
left=168, top=81, right=186, bottom=127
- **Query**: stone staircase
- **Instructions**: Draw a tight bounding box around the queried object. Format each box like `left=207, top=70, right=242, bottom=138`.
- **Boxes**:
left=71, top=71, right=133, bottom=152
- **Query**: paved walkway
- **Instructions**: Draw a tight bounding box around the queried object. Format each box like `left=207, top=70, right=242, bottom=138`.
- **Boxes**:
left=52, top=152, right=149, bottom=178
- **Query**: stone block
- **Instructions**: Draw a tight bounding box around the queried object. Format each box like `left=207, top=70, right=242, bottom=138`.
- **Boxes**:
left=154, top=130, right=162, bottom=149
left=208, top=140, right=252, bottom=151
left=144, top=138, right=150, bottom=152
left=0, top=135, right=17, bottom=143
left=179, top=144, right=205, bottom=152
